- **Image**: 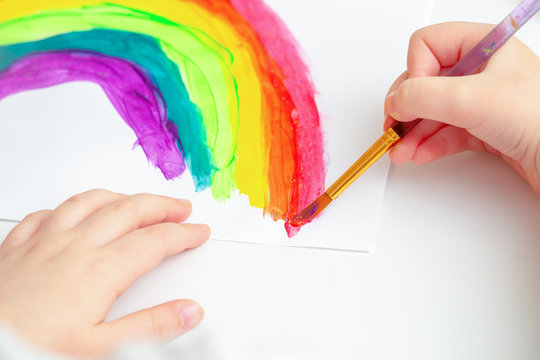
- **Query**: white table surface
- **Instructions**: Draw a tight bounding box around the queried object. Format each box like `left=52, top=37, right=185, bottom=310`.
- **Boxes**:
left=2, top=0, right=540, bottom=359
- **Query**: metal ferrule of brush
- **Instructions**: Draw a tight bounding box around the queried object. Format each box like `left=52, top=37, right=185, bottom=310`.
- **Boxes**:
left=326, top=128, right=401, bottom=200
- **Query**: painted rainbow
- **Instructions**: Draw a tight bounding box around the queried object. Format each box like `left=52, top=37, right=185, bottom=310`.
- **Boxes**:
left=0, top=0, right=326, bottom=236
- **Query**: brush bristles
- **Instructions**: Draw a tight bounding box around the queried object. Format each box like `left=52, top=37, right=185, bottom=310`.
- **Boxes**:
left=288, top=192, right=332, bottom=228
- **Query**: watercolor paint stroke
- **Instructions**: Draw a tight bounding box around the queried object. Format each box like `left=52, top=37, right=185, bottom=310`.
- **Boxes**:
left=0, top=0, right=326, bottom=237
left=0, top=50, right=186, bottom=179
left=0, top=29, right=214, bottom=189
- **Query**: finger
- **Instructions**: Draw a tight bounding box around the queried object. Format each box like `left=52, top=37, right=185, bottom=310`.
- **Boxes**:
left=0, top=210, right=52, bottom=255
left=407, top=22, right=494, bottom=77
left=410, top=126, right=487, bottom=165
left=385, top=23, right=494, bottom=137
left=44, top=189, right=125, bottom=232
left=76, top=194, right=194, bottom=247
left=96, top=300, right=204, bottom=346
left=386, top=71, right=409, bottom=97
left=384, top=71, right=409, bottom=130
left=389, top=119, right=445, bottom=164
left=105, top=223, right=210, bottom=288
left=385, top=75, right=479, bottom=126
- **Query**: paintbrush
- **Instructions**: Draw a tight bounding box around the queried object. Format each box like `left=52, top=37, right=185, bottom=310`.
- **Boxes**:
left=289, top=0, right=540, bottom=229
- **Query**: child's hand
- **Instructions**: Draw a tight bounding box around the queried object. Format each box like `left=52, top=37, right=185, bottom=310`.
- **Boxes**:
left=0, top=189, right=210, bottom=358
left=384, top=22, right=540, bottom=193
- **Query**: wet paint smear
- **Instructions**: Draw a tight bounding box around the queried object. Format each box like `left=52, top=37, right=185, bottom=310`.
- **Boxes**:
left=0, top=50, right=185, bottom=179
left=0, top=29, right=213, bottom=189
left=0, top=0, right=326, bottom=237
left=287, top=192, right=332, bottom=231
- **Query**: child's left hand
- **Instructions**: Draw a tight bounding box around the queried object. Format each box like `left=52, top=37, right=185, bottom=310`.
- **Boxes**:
left=0, top=189, right=210, bottom=358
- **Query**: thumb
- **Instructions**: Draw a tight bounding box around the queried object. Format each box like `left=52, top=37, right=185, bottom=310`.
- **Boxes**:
left=385, top=76, right=477, bottom=128
left=95, top=300, right=204, bottom=351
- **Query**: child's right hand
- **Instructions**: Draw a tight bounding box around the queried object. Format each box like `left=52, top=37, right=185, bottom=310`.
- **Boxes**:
left=384, top=22, right=540, bottom=193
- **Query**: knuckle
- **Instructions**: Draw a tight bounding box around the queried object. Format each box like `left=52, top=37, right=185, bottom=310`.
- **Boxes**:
left=397, top=79, right=417, bottom=109
left=145, top=224, right=186, bottom=255
left=148, top=304, right=182, bottom=338
left=22, top=209, right=51, bottom=222
left=147, top=223, right=179, bottom=239
left=409, top=25, right=430, bottom=46
left=130, top=193, right=154, bottom=202
left=111, top=197, right=139, bottom=215
left=409, top=28, right=422, bottom=44
left=85, top=188, right=114, bottom=197
left=93, top=247, right=116, bottom=271
left=66, top=189, right=112, bottom=204
left=65, top=192, right=87, bottom=205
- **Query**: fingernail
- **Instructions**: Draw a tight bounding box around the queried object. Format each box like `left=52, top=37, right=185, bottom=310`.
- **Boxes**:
left=177, top=199, right=192, bottom=207
left=195, top=224, right=211, bottom=241
left=383, top=114, right=394, bottom=130
left=385, top=91, right=398, bottom=118
left=179, top=302, right=204, bottom=330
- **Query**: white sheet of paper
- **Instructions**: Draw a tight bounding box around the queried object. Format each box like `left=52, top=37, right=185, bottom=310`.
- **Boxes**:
left=0, top=0, right=430, bottom=251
